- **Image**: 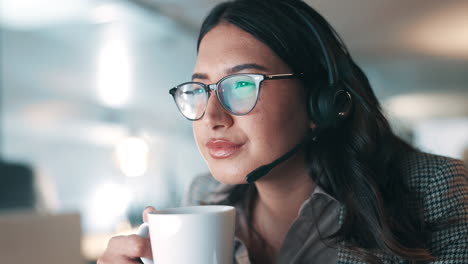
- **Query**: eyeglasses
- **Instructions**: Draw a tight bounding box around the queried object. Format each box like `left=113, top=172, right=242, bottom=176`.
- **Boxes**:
left=169, top=73, right=302, bottom=121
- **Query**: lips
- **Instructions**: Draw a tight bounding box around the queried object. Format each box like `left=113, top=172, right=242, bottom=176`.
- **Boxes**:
left=206, top=139, right=244, bottom=159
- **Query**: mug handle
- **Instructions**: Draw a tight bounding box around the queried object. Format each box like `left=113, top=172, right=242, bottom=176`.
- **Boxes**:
left=136, top=223, right=154, bottom=264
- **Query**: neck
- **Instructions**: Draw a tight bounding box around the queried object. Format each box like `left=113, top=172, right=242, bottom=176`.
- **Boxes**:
left=253, top=150, right=315, bottom=223
left=248, top=150, right=315, bottom=254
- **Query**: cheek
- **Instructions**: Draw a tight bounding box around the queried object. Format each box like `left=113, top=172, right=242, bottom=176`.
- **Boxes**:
left=246, top=91, right=310, bottom=158
left=257, top=88, right=309, bottom=131
left=192, top=124, right=205, bottom=154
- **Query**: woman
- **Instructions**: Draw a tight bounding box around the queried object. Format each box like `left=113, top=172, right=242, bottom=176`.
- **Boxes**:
left=98, top=0, right=468, bottom=263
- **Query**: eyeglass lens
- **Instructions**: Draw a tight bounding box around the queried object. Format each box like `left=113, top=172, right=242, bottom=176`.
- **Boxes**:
left=174, top=75, right=260, bottom=120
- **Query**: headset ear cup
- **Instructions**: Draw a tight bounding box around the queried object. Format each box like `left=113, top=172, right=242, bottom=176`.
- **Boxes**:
left=307, top=85, right=322, bottom=124
left=316, top=85, right=340, bottom=127
left=307, top=86, right=333, bottom=126
left=321, top=87, right=335, bottom=123
left=310, top=84, right=351, bottom=128
left=334, top=88, right=353, bottom=118
left=307, top=89, right=316, bottom=122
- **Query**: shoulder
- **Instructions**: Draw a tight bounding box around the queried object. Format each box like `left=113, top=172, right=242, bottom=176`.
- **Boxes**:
left=402, top=151, right=468, bottom=227
left=402, top=150, right=467, bottom=192
left=399, top=152, right=468, bottom=258
left=181, top=173, right=237, bottom=206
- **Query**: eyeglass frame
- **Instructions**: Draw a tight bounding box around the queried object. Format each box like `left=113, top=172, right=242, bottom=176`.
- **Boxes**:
left=169, top=72, right=304, bottom=121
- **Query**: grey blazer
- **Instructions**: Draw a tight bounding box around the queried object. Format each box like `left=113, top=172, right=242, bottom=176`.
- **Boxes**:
left=183, top=151, right=468, bottom=263
left=336, top=152, right=468, bottom=263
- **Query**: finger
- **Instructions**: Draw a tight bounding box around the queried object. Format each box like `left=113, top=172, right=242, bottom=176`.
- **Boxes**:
left=109, top=235, right=152, bottom=259
left=142, top=206, right=156, bottom=223
left=127, top=235, right=153, bottom=259
left=98, top=255, right=143, bottom=264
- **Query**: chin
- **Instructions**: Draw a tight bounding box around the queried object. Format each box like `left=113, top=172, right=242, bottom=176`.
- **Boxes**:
left=210, top=168, right=248, bottom=185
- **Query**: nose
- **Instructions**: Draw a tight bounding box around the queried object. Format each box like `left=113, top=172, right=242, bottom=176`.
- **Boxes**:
left=202, top=91, right=234, bottom=130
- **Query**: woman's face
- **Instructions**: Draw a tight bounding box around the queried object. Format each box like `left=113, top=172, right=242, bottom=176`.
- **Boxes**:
left=192, top=23, right=313, bottom=184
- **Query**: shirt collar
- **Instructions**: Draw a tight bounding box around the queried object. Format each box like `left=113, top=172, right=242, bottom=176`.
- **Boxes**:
left=297, top=184, right=338, bottom=216
left=203, top=178, right=338, bottom=208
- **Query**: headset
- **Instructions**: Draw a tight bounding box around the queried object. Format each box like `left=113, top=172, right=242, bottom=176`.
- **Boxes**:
left=295, top=8, right=354, bottom=130
left=245, top=5, right=354, bottom=183
left=243, top=1, right=360, bottom=183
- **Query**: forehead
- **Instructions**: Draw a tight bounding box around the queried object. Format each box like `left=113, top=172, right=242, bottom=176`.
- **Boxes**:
left=194, top=23, right=290, bottom=75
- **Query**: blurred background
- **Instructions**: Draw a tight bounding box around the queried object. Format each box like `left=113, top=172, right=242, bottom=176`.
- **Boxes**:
left=1, top=0, right=467, bottom=263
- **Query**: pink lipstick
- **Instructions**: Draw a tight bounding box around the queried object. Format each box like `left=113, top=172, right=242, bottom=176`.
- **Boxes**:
left=206, top=139, right=243, bottom=159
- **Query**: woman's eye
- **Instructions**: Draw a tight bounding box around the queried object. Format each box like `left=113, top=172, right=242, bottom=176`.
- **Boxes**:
left=229, top=81, right=256, bottom=100
left=235, top=81, right=255, bottom=89
left=183, top=88, right=204, bottom=95
left=195, top=88, right=205, bottom=94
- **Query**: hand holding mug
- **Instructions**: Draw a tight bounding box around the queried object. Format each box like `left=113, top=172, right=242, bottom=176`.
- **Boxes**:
left=97, top=207, right=155, bottom=264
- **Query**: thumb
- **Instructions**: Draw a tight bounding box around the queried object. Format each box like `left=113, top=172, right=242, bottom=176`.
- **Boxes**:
left=142, top=206, right=156, bottom=223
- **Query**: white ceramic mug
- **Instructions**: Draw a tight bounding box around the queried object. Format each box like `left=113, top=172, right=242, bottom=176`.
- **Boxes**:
left=137, top=205, right=236, bottom=264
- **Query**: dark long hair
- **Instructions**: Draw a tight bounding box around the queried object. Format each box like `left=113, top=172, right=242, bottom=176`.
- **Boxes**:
left=197, top=0, right=434, bottom=263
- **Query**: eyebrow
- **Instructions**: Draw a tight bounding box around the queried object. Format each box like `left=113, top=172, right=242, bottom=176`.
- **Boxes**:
left=191, top=63, right=269, bottom=80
